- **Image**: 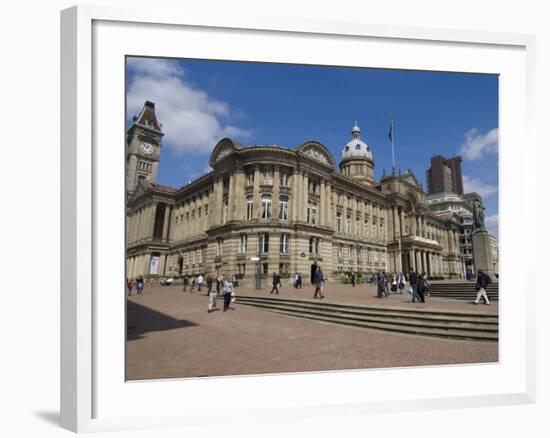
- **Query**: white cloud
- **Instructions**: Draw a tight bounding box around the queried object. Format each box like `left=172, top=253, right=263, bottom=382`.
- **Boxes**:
left=459, top=128, right=498, bottom=160
left=463, top=175, right=498, bottom=198
left=485, top=213, right=498, bottom=238
left=127, top=58, right=252, bottom=155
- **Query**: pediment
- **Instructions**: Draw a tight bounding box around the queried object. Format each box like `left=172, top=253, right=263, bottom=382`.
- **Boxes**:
left=209, top=138, right=244, bottom=166
left=296, top=141, right=336, bottom=169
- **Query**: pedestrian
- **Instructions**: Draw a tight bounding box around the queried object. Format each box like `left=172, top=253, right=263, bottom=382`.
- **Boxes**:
left=294, top=272, right=300, bottom=288
left=206, top=276, right=213, bottom=295
left=375, top=272, right=384, bottom=298
left=351, top=272, right=356, bottom=287
left=223, top=276, right=234, bottom=311
left=313, top=267, right=325, bottom=299
left=190, top=276, right=196, bottom=292
left=416, top=272, right=427, bottom=303
left=216, top=276, right=222, bottom=295
left=127, top=277, right=135, bottom=296
left=383, top=272, right=391, bottom=297
left=391, top=275, right=398, bottom=293
left=297, top=272, right=302, bottom=288
left=409, top=270, right=420, bottom=303
left=136, top=275, right=144, bottom=295
left=474, top=269, right=492, bottom=305
left=197, top=274, right=204, bottom=292
left=182, top=276, right=188, bottom=292
left=270, top=272, right=280, bottom=294
left=397, top=272, right=405, bottom=294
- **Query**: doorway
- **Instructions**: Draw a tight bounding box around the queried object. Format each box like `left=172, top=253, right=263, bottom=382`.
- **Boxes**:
left=310, top=263, right=317, bottom=284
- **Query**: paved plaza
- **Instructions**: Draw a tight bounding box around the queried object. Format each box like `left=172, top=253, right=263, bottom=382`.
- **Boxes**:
left=126, top=281, right=498, bottom=380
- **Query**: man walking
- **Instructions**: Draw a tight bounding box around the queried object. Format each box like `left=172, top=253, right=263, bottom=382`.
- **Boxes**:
left=207, top=278, right=218, bottom=313
left=351, top=272, right=356, bottom=287
left=136, top=275, right=144, bottom=295
left=409, top=270, right=420, bottom=303
left=223, top=276, right=234, bottom=311
left=474, top=269, right=492, bottom=305
left=270, top=272, right=281, bottom=294
left=197, top=273, right=204, bottom=292
left=313, top=267, right=325, bottom=299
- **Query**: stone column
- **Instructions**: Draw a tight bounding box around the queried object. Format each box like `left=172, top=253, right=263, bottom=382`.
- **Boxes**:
left=326, top=183, right=332, bottom=227
left=253, top=167, right=261, bottom=220
left=162, top=205, right=171, bottom=240
left=227, top=173, right=236, bottom=222
left=392, top=206, right=398, bottom=240
left=302, top=173, right=309, bottom=222
left=147, top=203, right=157, bottom=239
left=421, top=251, right=427, bottom=274
left=273, top=167, right=280, bottom=220
left=320, top=180, right=326, bottom=226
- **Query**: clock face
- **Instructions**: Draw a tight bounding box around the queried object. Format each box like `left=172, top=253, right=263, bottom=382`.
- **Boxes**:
left=140, top=142, right=154, bottom=155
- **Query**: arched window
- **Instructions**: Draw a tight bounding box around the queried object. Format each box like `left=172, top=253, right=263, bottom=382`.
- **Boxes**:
left=355, top=144, right=361, bottom=150
left=261, top=194, right=272, bottom=219
left=278, top=195, right=289, bottom=220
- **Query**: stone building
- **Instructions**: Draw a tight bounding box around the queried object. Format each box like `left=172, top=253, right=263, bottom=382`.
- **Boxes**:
left=126, top=102, right=464, bottom=286
left=425, top=192, right=474, bottom=275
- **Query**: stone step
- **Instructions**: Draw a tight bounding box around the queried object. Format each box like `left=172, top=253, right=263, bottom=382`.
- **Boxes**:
left=235, top=297, right=498, bottom=341
left=236, top=296, right=498, bottom=324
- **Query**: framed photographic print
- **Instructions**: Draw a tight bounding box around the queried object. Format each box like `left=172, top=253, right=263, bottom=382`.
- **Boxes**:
left=61, top=5, right=536, bottom=433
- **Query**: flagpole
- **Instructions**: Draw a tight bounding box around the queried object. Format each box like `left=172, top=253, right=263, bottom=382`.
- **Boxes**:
left=390, top=117, right=396, bottom=172
left=389, top=116, right=402, bottom=274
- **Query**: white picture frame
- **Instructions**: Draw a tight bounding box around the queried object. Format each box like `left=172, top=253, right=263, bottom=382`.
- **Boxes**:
left=60, top=5, right=536, bottom=433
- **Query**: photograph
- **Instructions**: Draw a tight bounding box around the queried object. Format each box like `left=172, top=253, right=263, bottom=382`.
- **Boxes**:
left=125, top=56, right=499, bottom=380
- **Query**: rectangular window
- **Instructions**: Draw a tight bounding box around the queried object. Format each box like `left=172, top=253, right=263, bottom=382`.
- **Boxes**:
left=346, top=214, right=351, bottom=234
left=246, top=172, right=254, bottom=186
left=216, top=238, right=224, bottom=256
left=239, top=234, right=247, bottom=254
left=262, top=262, right=269, bottom=275
left=309, top=237, right=319, bottom=255
left=261, top=195, right=272, bottom=219
left=356, top=218, right=361, bottom=237
left=246, top=196, right=254, bottom=220
left=338, top=244, right=344, bottom=260
left=279, top=172, right=289, bottom=187
left=307, top=203, right=317, bottom=225
left=280, top=233, right=290, bottom=254
left=308, top=181, right=318, bottom=193
left=278, top=196, right=289, bottom=220
left=262, top=170, right=273, bottom=185
left=258, top=233, right=269, bottom=254
left=279, top=262, right=290, bottom=275
left=336, top=212, right=342, bottom=232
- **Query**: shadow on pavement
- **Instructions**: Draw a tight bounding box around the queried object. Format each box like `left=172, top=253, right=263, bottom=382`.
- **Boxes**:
left=127, top=300, right=197, bottom=341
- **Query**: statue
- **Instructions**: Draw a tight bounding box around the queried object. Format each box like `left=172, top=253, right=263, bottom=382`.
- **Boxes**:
left=472, top=199, right=487, bottom=233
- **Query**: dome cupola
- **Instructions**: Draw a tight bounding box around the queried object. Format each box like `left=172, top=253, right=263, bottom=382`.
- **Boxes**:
left=339, top=121, right=375, bottom=186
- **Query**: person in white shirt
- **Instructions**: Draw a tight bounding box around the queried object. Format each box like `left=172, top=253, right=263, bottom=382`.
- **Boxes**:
left=197, top=274, right=204, bottom=292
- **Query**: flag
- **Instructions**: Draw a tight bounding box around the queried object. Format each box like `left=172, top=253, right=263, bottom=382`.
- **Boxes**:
left=388, top=118, right=394, bottom=142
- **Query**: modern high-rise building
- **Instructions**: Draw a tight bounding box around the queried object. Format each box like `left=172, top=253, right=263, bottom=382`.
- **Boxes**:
left=426, top=155, right=464, bottom=195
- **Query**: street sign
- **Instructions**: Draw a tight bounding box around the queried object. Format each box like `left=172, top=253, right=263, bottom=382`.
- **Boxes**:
left=250, top=256, right=260, bottom=261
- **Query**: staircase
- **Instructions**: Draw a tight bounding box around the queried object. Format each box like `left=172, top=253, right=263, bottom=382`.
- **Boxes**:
left=236, top=296, right=498, bottom=341
left=427, top=282, right=499, bottom=302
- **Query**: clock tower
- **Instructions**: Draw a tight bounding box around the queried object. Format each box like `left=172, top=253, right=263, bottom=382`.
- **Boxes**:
left=126, top=101, right=164, bottom=199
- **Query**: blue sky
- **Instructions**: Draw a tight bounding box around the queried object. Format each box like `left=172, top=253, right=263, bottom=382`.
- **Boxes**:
left=126, top=57, right=499, bottom=237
